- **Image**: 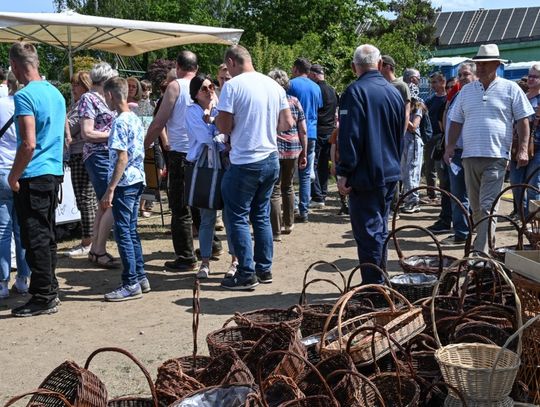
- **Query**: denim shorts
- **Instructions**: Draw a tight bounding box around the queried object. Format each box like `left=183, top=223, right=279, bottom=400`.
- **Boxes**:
left=84, top=151, right=109, bottom=200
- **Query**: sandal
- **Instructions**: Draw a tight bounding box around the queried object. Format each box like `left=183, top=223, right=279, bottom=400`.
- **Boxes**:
left=88, top=251, right=97, bottom=263
left=94, top=252, right=118, bottom=269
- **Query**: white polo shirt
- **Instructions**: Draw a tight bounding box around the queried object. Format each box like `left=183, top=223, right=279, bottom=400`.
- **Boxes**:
left=449, top=77, right=534, bottom=159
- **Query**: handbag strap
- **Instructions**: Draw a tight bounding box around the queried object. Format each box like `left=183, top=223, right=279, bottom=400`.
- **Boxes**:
left=0, top=116, right=14, bottom=140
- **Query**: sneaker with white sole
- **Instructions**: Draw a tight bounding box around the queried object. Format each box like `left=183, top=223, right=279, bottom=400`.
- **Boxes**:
left=401, top=203, right=421, bottom=214
left=13, top=276, right=29, bottom=294
left=225, top=262, right=238, bottom=278
left=66, top=244, right=92, bottom=258
left=281, top=225, right=294, bottom=235
left=104, top=283, right=142, bottom=302
left=139, top=277, right=151, bottom=293
left=310, top=200, right=325, bottom=209
left=196, top=263, right=210, bottom=279
left=0, top=281, right=9, bottom=299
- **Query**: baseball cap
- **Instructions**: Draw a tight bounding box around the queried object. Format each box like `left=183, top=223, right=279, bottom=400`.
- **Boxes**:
left=381, top=55, right=396, bottom=67
left=310, top=64, right=324, bottom=75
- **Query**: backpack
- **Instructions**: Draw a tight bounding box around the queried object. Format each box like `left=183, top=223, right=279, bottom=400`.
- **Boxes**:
left=419, top=112, right=433, bottom=144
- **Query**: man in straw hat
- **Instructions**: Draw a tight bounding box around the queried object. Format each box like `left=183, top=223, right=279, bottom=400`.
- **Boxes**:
left=444, top=43, right=534, bottom=253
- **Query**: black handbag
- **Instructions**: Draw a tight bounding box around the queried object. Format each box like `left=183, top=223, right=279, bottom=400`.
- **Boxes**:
left=184, top=143, right=224, bottom=210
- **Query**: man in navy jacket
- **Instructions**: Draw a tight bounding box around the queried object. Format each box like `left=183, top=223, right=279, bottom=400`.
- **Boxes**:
left=337, top=44, right=405, bottom=284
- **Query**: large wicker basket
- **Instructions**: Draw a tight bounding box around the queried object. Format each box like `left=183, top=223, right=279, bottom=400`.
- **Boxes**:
left=320, top=284, right=425, bottom=365
left=430, top=257, right=523, bottom=403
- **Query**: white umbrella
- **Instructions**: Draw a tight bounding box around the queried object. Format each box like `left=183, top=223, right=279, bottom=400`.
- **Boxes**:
left=0, top=10, right=243, bottom=75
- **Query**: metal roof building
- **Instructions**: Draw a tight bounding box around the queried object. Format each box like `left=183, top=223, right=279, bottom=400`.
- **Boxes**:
left=433, top=7, right=540, bottom=61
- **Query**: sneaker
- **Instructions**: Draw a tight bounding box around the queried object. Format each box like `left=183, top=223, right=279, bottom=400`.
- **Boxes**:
left=104, top=284, right=142, bottom=302
left=295, top=214, right=308, bottom=223
left=13, top=276, right=29, bottom=294
left=164, top=259, right=198, bottom=272
left=139, top=277, right=151, bottom=293
left=66, top=244, right=91, bottom=258
left=195, top=247, right=224, bottom=261
left=440, top=235, right=467, bottom=246
left=12, top=300, right=58, bottom=317
left=427, top=222, right=452, bottom=235
left=196, top=263, right=210, bottom=279
left=401, top=203, right=421, bottom=214
left=225, top=261, right=238, bottom=278
left=221, top=275, right=259, bottom=291
left=0, top=281, right=9, bottom=299
left=273, top=234, right=282, bottom=242
left=338, top=205, right=349, bottom=216
left=256, top=271, right=273, bottom=284
left=281, top=225, right=294, bottom=235
left=215, top=217, right=225, bottom=231
left=310, top=200, right=325, bottom=209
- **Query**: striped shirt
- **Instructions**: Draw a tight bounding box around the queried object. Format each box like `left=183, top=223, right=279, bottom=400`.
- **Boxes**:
left=277, top=95, right=305, bottom=159
left=449, top=77, right=534, bottom=159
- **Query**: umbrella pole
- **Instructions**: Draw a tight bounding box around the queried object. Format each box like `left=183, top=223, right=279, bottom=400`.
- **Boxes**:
left=68, top=26, right=73, bottom=78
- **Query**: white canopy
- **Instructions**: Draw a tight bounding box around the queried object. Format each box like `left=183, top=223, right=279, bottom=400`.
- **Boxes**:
left=0, top=10, right=243, bottom=74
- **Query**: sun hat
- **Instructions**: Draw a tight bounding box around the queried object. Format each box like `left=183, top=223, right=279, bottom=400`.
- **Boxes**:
left=470, top=44, right=508, bottom=63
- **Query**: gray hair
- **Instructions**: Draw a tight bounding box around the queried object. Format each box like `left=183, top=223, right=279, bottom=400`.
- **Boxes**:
left=90, top=62, right=118, bottom=85
left=353, top=44, right=381, bottom=67
left=268, top=69, right=289, bottom=90
left=530, top=63, right=540, bottom=73
left=403, top=68, right=420, bottom=83
left=458, top=61, right=477, bottom=74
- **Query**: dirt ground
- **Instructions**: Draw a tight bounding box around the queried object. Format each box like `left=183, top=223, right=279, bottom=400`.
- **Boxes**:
left=0, top=185, right=519, bottom=402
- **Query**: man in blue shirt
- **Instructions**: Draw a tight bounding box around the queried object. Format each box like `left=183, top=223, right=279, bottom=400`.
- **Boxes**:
left=337, top=44, right=405, bottom=284
left=288, top=58, right=322, bottom=222
left=8, top=42, right=66, bottom=317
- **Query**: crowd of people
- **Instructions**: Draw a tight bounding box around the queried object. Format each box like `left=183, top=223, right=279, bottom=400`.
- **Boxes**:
left=1, top=39, right=539, bottom=316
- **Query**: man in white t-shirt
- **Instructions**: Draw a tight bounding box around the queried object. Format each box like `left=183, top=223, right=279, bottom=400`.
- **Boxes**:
left=444, top=44, right=534, bottom=253
left=216, top=45, right=294, bottom=290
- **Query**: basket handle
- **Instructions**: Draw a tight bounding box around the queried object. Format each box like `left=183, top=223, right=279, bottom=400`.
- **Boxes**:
left=298, top=278, right=343, bottom=306
left=256, top=350, right=338, bottom=407
left=258, top=374, right=302, bottom=407
left=488, top=313, right=540, bottom=407
left=222, top=367, right=254, bottom=386
left=405, top=333, right=438, bottom=352
left=84, top=347, right=158, bottom=407
left=320, top=283, right=413, bottom=353
left=489, top=183, right=540, bottom=227
left=448, top=304, right=516, bottom=340
left=192, top=280, right=201, bottom=366
left=392, top=186, right=473, bottom=256
left=424, top=382, right=468, bottom=407
left=301, top=260, right=346, bottom=291
left=346, top=262, right=391, bottom=290
left=474, top=213, right=524, bottom=253
left=430, top=256, right=522, bottom=349
left=325, top=369, right=387, bottom=407
left=4, top=389, right=74, bottom=407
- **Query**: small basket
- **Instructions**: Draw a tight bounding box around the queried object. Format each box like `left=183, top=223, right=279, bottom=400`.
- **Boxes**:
left=320, top=284, right=425, bottom=365
left=206, top=321, right=269, bottom=359
left=325, top=369, right=386, bottom=407
left=259, top=375, right=304, bottom=406
left=27, top=360, right=107, bottom=407
left=197, top=349, right=254, bottom=387
left=299, top=278, right=344, bottom=337
left=84, top=347, right=158, bottom=407
left=154, top=358, right=204, bottom=406
left=390, top=273, right=438, bottom=303
left=5, top=390, right=74, bottom=407
left=233, top=305, right=303, bottom=332
left=430, top=257, right=523, bottom=403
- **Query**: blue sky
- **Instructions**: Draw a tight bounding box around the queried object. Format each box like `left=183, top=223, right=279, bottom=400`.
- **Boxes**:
left=1, top=0, right=539, bottom=13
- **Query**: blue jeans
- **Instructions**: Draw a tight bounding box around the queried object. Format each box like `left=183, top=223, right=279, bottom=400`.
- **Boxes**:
left=111, top=182, right=145, bottom=286
left=199, top=208, right=217, bottom=259
left=448, top=150, right=470, bottom=240
left=84, top=151, right=109, bottom=200
left=509, top=150, right=540, bottom=215
left=221, top=152, right=279, bottom=278
left=0, top=169, right=30, bottom=281
left=349, top=182, right=397, bottom=284
left=298, top=139, right=316, bottom=216
left=401, top=133, right=424, bottom=205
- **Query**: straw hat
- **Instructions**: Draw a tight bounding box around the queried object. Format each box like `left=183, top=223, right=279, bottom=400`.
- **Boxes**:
left=470, top=44, right=508, bottom=63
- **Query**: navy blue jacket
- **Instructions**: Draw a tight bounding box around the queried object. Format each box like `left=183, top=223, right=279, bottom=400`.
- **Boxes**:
left=337, top=70, right=405, bottom=191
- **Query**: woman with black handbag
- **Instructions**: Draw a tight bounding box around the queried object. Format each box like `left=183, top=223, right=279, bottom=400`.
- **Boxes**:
left=185, top=74, right=237, bottom=279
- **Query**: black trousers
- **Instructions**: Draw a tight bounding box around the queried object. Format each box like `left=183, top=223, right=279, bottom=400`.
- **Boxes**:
left=167, top=151, right=196, bottom=264
left=312, top=133, right=332, bottom=202
left=14, top=174, right=62, bottom=304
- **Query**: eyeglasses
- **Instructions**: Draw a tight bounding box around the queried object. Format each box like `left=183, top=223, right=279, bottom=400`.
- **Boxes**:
left=528, top=74, right=540, bottom=79
left=200, top=83, right=215, bottom=93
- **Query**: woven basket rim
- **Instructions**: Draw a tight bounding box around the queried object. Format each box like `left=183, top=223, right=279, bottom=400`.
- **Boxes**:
left=435, top=343, right=520, bottom=371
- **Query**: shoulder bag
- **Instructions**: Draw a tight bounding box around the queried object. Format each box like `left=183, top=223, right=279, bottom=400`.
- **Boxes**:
left=184, top=143, right=224, bottom=210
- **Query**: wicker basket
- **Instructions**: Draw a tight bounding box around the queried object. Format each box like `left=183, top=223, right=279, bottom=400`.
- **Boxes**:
left=299, top=278, right=344, bottom=337
left=513, top=273, right=540, bottom=404
left=84, top=347, right=158, bottom=407
left=154, top=358, right=204, bottom=406
left=244, top=323, right=307, bottom=380
left=259, top=375, right=304, bottom=407
left=430, top=257, right=523, bottom=403
left=390, top=273, right=438, bottom=303
left=5, top=390, right=75, bottom=407
left=325, top=369, right=385, bottom=407
left=320, top=284, right=425, bottom=365
left=27, top=360, right=107, bottom=407
left=206, top=320, right=269, bottom=359
left=197, top=349, right=254, bottom=387
left=233, top=306, right=303, bottom=333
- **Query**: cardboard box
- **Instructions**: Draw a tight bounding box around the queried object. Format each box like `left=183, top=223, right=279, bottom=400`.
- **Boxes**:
left=531, top=200, right=540, bottom=218
left=506, top=250, right=540, bottom=283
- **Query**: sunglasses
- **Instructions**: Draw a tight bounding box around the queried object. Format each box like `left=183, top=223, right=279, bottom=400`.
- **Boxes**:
left=200, top=83, right=215, bottom=92
left=528, top=74, right=540, bottom=79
